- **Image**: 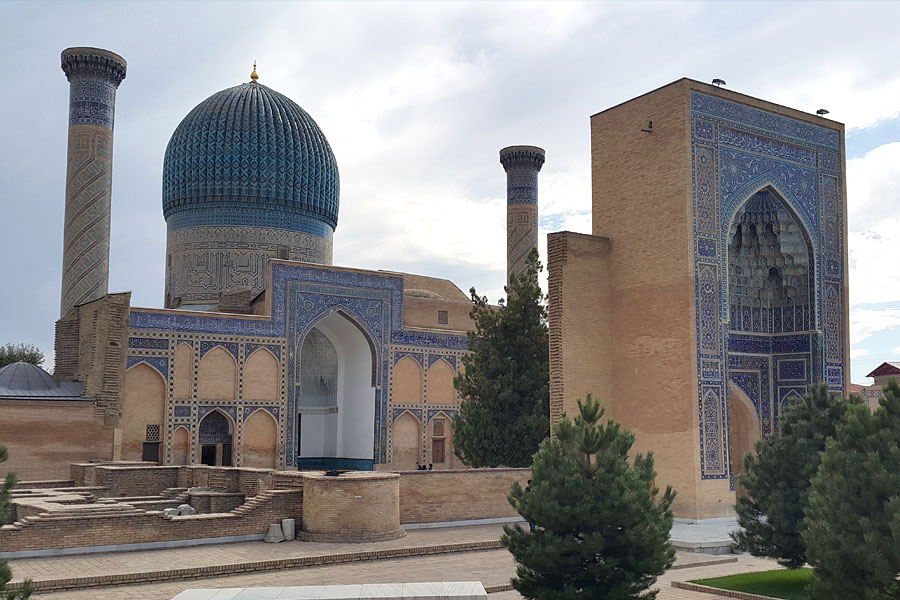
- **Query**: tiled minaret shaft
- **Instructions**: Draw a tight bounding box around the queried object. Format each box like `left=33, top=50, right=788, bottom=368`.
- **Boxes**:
left=500, top=145, right=545, bottom=282
left=59, top=47, right=126, bottom=317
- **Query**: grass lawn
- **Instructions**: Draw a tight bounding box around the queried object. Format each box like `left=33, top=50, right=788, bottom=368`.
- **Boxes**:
left=689, top=568, right=812, bottom=600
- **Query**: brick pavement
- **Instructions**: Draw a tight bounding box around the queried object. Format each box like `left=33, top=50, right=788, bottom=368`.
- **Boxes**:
left=30, top=549, right=779, bottom=600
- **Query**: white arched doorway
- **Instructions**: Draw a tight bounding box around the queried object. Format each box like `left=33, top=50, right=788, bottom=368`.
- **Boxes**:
left=296, top=311, right=376, bottom=469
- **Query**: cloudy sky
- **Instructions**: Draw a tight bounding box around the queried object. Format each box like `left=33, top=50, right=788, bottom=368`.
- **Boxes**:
left=1, top=1, right=898, bottom=383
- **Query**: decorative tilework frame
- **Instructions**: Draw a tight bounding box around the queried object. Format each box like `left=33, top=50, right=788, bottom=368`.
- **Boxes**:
left=691, top=92, right=845, bottom=481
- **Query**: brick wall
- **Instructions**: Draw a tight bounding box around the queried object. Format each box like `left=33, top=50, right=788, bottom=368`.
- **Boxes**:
left=302, top=472, right=401, bottom=541
left=0, top=489, right=301, bottom=553
left=397, top=468, right=529, bottom=524
left=55, top=293, right=132, bottom=422
left=0, top=400, right=113, bottom=480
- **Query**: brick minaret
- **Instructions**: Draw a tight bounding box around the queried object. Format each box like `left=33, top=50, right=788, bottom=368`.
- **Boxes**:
left=59, top=47, right=126, bottom=317
left=500, top=145, right=544, bottom=282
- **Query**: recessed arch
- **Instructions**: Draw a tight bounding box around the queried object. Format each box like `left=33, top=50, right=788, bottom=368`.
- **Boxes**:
left=390, top=411, right=422, bottom=470
left=198, top=409, right=234, bottom=466
left=726, top=187, right=816, bottom=334
left=242, top=409, right=278, bottom=469
left=296, top=310, right=377, bottom=468
left=172, top=426, right=189, bottom=465
left=198, top=346, right=237, bottom=400
left=301, top=307, right=379, bottom=384
left=393, top=356, right=424, bottom=405
left=726, top=383, right=761, bottom=498
left=427, top=411, right=454, bottom=469
left=244, top=347, right=279, bottom=401
left=121, top=363, right=166, bottom=462
left=427, top=359, right=456, bottom=406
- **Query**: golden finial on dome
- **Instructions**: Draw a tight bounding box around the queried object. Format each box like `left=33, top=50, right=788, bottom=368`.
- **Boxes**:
left=250, top=61, right=259, bottom=82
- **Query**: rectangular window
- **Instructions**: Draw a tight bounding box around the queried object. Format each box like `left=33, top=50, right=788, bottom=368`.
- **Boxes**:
left=432, top=439, right=445, bottom=464
left=437, top=310, right=448, bottom=325
left=433, top=418, right=445, bottom=437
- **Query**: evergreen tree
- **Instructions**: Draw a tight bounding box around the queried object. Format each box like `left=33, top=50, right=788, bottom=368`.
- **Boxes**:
left=0, top=344, right=43, bottom=369
left=803, top=378, right=900, bottom=600
left=453, top=248, right=549, bottom=467
left=731, top=383, right=856, bottom=568
left=0, top=444, right=32, bottom=599
left=502, top=395, right=676, bottom=600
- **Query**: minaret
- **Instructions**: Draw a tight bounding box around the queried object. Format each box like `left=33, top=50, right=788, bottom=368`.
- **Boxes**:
left=59, top=47, right=127, bottom=317
left=500, top=145, right=545, bottom=282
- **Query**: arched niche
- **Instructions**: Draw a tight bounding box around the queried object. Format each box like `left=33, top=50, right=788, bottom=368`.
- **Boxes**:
left=393, top=356, right=424, bottom=404
left=244, top=348, right=279, bottom=401
left=727, top=384, right=761, bottom=499
left=242, top=409, right=278, bottom=469
left=727, top=188, right=815, bottom=335
left=121, top=363, right=166, bottom=462
left=198, top=409, right=234, bottom=466
left=296, top=311, right=376, bottom=468
left=426, top=359, right=455, bottom=406
left=172, top=426, right=190, bottom=465
left=390, top=411, right=422, bottom=470
left=427, top=412, right=454, bottom=469
left=198, top=346, right=237, bottom=400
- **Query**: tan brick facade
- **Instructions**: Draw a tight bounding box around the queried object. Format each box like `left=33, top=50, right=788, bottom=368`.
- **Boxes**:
left=548, top=79, right=849, bottom=519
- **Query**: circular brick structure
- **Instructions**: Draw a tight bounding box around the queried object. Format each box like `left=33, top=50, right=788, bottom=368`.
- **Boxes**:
left=298, top=471, right=405, bottom=542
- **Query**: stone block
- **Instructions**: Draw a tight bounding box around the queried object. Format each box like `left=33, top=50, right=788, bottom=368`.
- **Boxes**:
left=264, top=523, right=284, bottom=543
left=281, top=518, right=295, bottom=541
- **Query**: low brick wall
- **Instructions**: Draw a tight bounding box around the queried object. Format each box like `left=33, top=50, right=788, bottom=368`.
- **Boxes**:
left=301, top=472, right=403, bottom=542
left=189, top=491, right=246, bottom=514
left=0, top=489, right=301, bottom=554
left=94, top=465, right=181, bottom=497
left=397, top=468, right=530, bottom=524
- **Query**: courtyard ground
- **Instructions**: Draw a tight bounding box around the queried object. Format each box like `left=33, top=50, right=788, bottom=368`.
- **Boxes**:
left=7, top=523, right=779, bottom=599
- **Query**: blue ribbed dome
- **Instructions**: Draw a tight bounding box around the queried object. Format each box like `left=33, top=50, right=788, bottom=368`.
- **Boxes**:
left=162, top=82, right=339, bottom=234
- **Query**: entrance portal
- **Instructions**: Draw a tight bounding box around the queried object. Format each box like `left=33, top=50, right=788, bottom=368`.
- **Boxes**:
left=296, top=311, right=376, bottom=470
left=198, top=410, right=233, bottom=466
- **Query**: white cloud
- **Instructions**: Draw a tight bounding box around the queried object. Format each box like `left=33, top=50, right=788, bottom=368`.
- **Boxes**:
left=849, top=308, right=900, bottom=345
left=850, top=347, right=869, bottom=359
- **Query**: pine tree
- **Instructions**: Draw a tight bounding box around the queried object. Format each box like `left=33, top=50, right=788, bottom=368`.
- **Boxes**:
left=501, top=394, right=676, bottom=600
left=0, top=444, right=32, bottom=599
left=731, top=383, right=856, bottom=568
left=803, top=378, right=900, bottom=600
left=452, top=248, right=549, bottom=467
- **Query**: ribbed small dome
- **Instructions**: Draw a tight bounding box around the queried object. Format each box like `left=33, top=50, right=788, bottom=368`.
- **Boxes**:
left=162, top=82, right=339, bottom=234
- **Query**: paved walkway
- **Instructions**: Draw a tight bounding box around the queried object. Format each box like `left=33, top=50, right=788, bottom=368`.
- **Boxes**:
left=8, top=522, right=778, bottom=600
left=29, top=549, right=778, bottom=600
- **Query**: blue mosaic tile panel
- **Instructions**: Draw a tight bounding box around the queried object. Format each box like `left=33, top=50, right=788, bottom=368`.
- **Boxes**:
left=128, top=337, right=169, bottom=350
left=428, top=354, right=457, bottom=369
left=718, top=127, right=818, bottom=167
left=245, top=343, right=281, bottom=361
left=173, top=405, right=192, bottom=418
left=391, top=331, right=468, bottom=350
left=691, top=92, right=840, bottom=149
left=199, top=341, right=239, bottom=359
left=126, top=356, right=168, bottom=376
left=394, top=352, right=424, bottom=367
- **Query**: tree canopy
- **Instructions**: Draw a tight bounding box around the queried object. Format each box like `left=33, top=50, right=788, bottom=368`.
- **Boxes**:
left=803, top=378, right=900, bottom=600
left=502, top=394, right=675, bottom=599
left=452, top=248, right=549, bottom=467
left=731, top=383, right=857, bottom=568
left=0, top=344, right=44, bottom=369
